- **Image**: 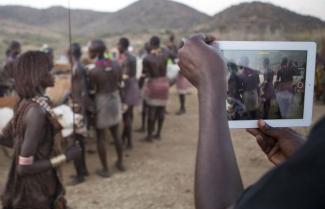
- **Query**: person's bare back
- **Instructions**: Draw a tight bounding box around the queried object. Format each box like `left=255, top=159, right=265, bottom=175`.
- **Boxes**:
left=89, top=59, right=121, bottom=95
left=143, top=48, right=169, bottom=79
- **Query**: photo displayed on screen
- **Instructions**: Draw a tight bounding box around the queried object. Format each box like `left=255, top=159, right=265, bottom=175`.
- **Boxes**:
left=222, top=50, right=307, bottom=120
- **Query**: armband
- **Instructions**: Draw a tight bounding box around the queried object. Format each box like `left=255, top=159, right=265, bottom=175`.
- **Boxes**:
left=50, top=154, right=67, bottom=167
left=19, top=156, right=34, bottom=165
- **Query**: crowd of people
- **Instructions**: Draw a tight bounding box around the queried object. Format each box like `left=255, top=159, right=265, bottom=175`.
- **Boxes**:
left=0, top=34, right=192, bottom=208
left=226, top=55, right=306, bottom=120
left=1, top=34, right=325, bottom=209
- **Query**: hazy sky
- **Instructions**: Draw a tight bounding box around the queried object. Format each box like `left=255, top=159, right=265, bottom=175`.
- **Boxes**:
left=1, top=0, right=325, bottom=20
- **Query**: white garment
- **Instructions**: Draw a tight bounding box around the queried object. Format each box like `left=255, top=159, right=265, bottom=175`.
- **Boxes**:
left=276, top=91, right=293, bottom=119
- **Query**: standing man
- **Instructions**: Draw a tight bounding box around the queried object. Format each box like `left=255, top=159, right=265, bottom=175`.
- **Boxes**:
left=137, top=42, right=151, bottom=132
left=88, top=40, right=125, bottom=177
left=142, top=36, right=171, bottom=141
left=261, top=57, right=275, bottom=119
left=276, top=57, right=295, bottom=118
left=4, top=40, right=21, bottom=65
left=238, top=56, right=260, bottom=119
left=227, top=61, right=244, bottom=120
left=0, top=41, right=21, bottom=96
left=68, top=43, right=89, bottom=184
left=117, top=37, right=140, bottom=149
left=167, top=34, right=190, bottom=115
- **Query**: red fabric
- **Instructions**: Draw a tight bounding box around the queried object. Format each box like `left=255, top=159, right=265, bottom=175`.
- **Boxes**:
left=146, top=77, right=169, bottom=100
left=176, top=74, right=190, bottom=92
left=95, top=58, right=112, bottom=68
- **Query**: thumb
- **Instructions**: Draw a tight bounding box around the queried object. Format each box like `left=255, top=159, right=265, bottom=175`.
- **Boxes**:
left=258, top=120, right=282, bottom=138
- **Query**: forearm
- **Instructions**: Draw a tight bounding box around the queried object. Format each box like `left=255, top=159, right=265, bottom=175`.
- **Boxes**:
left=17, top=160, right=52, bottom=176
left=17, top=154, right=66, bottom=176
left=195, top=83, right=243, bottom=209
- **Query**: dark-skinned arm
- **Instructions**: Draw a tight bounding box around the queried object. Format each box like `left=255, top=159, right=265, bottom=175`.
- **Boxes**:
left=115, top=62, right=123, bottom=84
left=139, top=58, right=149, bottom=89
left=17, top=106, right=53, bottom=176
left=178, top=34, right=244, bottom=209
left=196, top=80, right=244, bottom=209
left=17, top=106, right=80, bottom=176
left=88, top=70, right=97, bottom=95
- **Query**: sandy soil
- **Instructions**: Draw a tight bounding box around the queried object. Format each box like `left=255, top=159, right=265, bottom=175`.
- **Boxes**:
left=0, top=87, right=324, bottom=209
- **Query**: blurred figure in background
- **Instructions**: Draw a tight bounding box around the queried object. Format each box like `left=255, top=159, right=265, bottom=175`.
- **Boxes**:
left=0, top=40, right=21, bottom=96
left=4, top=40, right=21, bottom=65
left=238, top=56, right=260, bottom=119
left=117, top=37, right=140, bottom=149
left=137, top=42, right=151, bottom=133
left=88, top=40, right=125, bottom=177
left=261, top=57, right=275, bottom=119
left=227, top=61, right=244, bottom=120
left=276, top=57, right=295, bottom=118
left=166, top=34, right=191, bottom=115
left=67, top=43, right=90, bottom=185
left=142, top=36, right=170, bottom=141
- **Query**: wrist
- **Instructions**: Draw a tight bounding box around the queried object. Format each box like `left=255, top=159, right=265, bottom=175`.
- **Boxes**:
left=198, top=77, right=227, bottom=102
left=197, top=65, right=227, bottom=95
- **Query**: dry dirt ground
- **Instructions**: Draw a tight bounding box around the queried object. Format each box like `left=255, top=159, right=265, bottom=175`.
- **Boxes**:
left=0, top=87, right=324, bottom=209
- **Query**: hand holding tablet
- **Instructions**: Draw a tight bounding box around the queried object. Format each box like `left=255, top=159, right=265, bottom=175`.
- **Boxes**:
left=247, top=120, right=306, bottom=165
left=179, top=36, right=316, bottom=128
left=219, top=41, right=316, bottom=128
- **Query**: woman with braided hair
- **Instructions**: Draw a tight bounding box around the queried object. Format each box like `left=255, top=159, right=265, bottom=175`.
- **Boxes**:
left=0, top=51, right=81, bottom=209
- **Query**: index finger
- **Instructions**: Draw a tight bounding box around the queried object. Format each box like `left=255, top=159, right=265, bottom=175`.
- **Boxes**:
left=177, top=34, right=206, bottom=58
left=183, top=34, right=207, bottom=48
left=258, top=120, right=282, bottom=138
left=246, top=128, right=261, bottom=137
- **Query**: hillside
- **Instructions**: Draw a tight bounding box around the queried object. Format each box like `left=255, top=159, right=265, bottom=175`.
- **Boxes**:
left=72, top=0, right=210, bottom=36
left=0, top=0, right=209, bottom=37
left=106, top=0, right=208, bottom=33
left=1, top=1, right=325, bottom=37
left=206, top=1, right=325, bottom=34
left=0, top=0, right=325, bottom=57
left=0, top=5, right=107, bottom=34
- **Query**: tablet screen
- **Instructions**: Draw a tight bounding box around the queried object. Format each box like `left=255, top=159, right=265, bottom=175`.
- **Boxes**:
left=222, top=50, right=307, bottom=120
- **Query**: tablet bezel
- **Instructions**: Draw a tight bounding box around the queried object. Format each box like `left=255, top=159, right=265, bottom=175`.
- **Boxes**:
left=218, top=41, right=316, bottom=128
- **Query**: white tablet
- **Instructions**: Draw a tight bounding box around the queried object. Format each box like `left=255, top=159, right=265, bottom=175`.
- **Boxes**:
left=218, top=41, right=316, bottom=128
